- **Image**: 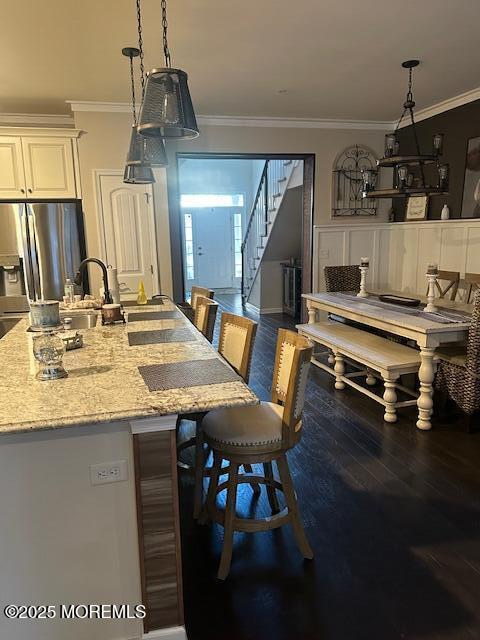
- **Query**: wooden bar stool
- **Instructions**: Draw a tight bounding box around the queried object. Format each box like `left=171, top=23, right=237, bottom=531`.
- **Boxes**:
left=198, top=329, right=314, bottom=580
left=178, top=286, right=214, bottom=322
left=176, top=312, right=258, bottom=516
left=193, top=296, right=218, bottom=343
left=465, top=273, right=480, bottom=303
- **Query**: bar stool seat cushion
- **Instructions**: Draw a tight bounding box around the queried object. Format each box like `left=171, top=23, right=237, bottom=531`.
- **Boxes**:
left=203, top=402, right=297, bottom=450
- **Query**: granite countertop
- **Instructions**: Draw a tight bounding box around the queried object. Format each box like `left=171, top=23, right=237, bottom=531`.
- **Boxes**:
left=0, top=299, right=258, bottom=435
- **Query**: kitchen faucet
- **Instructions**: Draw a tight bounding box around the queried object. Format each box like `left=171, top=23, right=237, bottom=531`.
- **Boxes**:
left=74, top=258, right=113, bottom=305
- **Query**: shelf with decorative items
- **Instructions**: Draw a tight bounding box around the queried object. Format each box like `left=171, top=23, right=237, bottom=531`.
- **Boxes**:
left=362, top=60, right=449, bottom=201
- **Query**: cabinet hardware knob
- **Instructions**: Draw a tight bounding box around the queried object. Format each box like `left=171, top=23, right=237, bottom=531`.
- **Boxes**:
left=20, top=188, right=25, bottom=193
left=28, top=188, right=33, bottom=193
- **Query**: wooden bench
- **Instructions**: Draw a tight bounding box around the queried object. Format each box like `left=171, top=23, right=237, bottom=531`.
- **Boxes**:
left=297, top=322, right=421, bottom=423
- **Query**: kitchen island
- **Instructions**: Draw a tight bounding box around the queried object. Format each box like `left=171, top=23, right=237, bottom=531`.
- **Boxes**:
left=0, top=299, right=257, bottom=640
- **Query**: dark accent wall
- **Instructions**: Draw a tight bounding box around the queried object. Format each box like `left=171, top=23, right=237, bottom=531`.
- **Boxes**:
left=393, top=99, right=480, bottom=221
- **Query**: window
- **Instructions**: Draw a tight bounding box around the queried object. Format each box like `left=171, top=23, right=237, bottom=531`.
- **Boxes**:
left=180, top=194, right=244, bottom=208
left=183, top=213, right=194, bottom=281
left=233, top=212, right=242, bottom=278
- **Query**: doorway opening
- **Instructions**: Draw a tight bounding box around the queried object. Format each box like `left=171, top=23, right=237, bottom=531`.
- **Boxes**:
left=172, top=153, right=314, bottom=320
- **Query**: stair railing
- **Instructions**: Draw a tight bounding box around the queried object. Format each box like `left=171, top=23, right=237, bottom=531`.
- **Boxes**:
left=241, top=159, right=288, bottom=300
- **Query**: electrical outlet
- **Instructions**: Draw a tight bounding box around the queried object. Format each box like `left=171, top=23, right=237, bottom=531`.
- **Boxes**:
left=90, top=460, right=128, bottom=486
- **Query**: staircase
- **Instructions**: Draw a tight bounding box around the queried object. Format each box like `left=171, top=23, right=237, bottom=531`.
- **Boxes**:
left=241, top=158, right=300, bottom=302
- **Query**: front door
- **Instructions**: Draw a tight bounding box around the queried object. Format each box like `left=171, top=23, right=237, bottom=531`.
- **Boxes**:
left=184, top=206, right=242, bottom=291
left=98, top=173, right=159, bottom=300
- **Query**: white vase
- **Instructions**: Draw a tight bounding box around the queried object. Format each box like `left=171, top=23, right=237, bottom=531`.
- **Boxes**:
left=441, top=204, right=450, bottom=220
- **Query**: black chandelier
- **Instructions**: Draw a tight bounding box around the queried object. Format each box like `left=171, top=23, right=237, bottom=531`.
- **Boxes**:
left=362, top=60, right=449, bottom=199
left=137, top=0, right=199, bottom=139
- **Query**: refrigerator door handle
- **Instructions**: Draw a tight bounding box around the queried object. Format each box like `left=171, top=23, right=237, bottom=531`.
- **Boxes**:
left=19, top=206, right=35, bottom=301
left=26, top=204, right=42, bottom=301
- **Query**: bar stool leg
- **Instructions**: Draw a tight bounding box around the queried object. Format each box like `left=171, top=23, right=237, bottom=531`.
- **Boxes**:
left=243, top=463, right=261, bottom=496
left=193, top=429, right=205, bottom=519
left=199, top=450, right=222, bottom=525
left=264, top=461, right=280, bottom=513
left=218, top=462, right=239, bottom=580
left=276, top=454, right=313, bottom=559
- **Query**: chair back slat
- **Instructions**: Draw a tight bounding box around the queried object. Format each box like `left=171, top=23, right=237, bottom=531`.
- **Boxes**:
left=324, top=265, right=361, bottom=293
left=218, top=313, right=257, bottom=383
left=429, top=270, right=460, bottom=300
left=271, top=329, right=313, bottom=448
left=465, top=272, right=480, bottom=304
left=194, top=296, right=218, bottom=342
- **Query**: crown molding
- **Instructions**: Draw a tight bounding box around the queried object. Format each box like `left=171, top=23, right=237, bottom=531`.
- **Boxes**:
left=0, top=112, right=74, bottom=127
left=396, top=85, right=480, bottom=128
left=67, top=85, right=480, bottom=130
left=66, top=102, right=391, bottom=130
left=0, top=125, right=83, bottom=138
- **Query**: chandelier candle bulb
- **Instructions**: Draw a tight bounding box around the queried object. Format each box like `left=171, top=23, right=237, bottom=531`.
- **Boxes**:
left=357, top=260, right=370, bottom=298
left=433, top=133, right=444, bottom=156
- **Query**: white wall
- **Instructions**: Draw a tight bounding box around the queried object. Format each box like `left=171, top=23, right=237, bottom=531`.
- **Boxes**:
left=313, top=219, right=480, bottom=299
left=73, top=110, right=390, bottom=295
left=0, top=422, right=142, bottom=640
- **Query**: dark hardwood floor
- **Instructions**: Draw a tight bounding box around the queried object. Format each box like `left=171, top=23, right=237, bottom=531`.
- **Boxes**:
left=179, top=294, right=480, bottom=640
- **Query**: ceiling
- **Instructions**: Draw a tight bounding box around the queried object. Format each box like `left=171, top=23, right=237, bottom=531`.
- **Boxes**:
left=1, top=0, right=480, bottom=121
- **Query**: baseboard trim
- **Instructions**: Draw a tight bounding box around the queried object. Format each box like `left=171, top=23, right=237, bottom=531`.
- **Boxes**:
left=135, top=625, right=187, bottom=640
left=259, top=307, right=283, bottom=314
left=244, top=301, right=260, bottom=314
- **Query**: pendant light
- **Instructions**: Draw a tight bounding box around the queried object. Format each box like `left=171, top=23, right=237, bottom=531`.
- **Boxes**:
left=362, top=60, right=449, bottom=200
left=137, top=0, right=199, bottom=139
left=122, top=46, right=155, bottom=185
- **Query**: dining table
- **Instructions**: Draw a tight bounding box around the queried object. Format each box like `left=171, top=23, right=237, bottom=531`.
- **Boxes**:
left=302, top=291, right=472, bottom=430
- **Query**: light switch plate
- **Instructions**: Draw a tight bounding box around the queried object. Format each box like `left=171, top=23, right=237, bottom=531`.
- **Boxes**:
left=90, top=460, right=128, bottom=486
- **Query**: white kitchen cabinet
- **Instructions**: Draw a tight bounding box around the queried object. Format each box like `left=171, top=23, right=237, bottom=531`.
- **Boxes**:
left=0, top=128, right=82, bottom=199
left=21, top=137, right=76, bottom=199
left=0, top=137, right=26, bottom=199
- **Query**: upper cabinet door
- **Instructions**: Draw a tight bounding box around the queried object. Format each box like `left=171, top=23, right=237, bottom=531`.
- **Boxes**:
left=21, top=137, right=77, bottom=199
left=0, top=137, right=27, bottom=199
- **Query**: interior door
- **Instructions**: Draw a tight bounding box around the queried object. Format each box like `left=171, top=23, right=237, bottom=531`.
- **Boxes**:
left=187, top=206, right=235, bottom=290
left=99, top=174, right=158, bottom=300
left=0, top=137, right=26, bottom=199
left=21, top=137, right=76, bottom=199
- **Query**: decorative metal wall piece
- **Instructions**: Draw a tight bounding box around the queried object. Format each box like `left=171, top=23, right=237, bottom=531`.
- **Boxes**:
left=332, top=145, right=377, bottom=216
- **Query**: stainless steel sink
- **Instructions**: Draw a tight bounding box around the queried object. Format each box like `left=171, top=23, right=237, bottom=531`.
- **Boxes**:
left=60, top=313, right=98, bottom=329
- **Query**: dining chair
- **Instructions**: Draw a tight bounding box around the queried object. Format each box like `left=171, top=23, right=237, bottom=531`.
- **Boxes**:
left=426, top=270, right=460, bottom=301
left=178, top=286, right=214, bottom=322
left=435, top=290, right=480, bottom=430
left=197, top=328, right=314, bottom=580
left=465, top=273, right=480, bottom=304
left=324, top=265, right=361, bottom=293
left=194, top=296, right=218, bottom=343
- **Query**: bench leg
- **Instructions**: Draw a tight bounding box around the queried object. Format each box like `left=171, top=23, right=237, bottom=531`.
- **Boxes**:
left=334, top=353, right=346, bottom=390
left=383, top=375, right=399, bottom=423
left=366, top=369, right=377, bottom=386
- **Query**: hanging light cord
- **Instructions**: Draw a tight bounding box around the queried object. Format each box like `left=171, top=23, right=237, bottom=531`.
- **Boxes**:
left=161, top=0, right=172, bottom=68
left=129, top=53, right=137, bottom=126
left=136, top=0, right=146, bottom=98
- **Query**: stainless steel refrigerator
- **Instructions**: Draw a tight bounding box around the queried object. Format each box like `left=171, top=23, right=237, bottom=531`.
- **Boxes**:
left=0, top=202, right=88, bottom=302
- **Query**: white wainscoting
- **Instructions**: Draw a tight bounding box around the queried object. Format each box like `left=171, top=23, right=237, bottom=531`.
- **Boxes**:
left=313, top=219, right=480, bottom=300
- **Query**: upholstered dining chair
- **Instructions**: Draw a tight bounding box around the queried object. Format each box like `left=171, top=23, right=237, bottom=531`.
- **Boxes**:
left=178, top=286, right=214, bottom=322
left=194, top=296, right=218, bottom=343
left=465, top=272, right=480, bottom=304
left=426, top=270, right=460, bottom=301
left=197, top=328, right=314, bottom=580
left=435, top=290, right=480, bottom=430
left=324, top=265, right=361, bottom=293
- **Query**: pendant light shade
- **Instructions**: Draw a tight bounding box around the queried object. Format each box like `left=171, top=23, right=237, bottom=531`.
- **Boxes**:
left=126, top=124, right=168, bottom=166
left=138, top=68, right=199, bottom=139
left=124, top=163, right=155, bottom=184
